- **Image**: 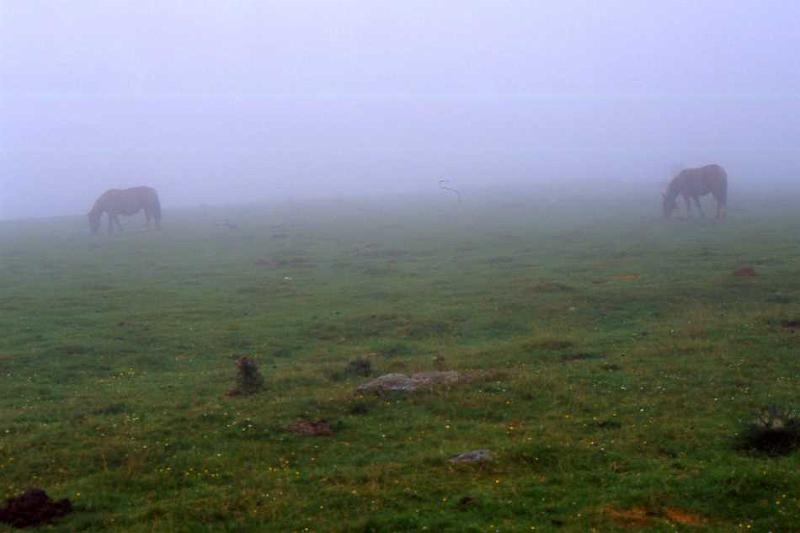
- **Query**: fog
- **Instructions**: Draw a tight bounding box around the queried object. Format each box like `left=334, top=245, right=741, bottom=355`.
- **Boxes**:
left=2, top=1, right=799, bottom=220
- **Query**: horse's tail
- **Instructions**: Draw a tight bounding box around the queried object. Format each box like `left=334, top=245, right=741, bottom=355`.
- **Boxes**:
left=149, top=188, right=162, bottom=226
left=717, top=168, right=728, bottom=206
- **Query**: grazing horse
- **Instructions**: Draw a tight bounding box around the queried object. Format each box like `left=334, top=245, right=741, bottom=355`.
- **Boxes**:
left=662, top=164, right=727, bottom=220
left=88, top=186, right=162, bottom=235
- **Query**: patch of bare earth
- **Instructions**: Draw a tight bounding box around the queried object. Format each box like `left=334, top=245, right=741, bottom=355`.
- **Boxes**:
left=605, top=506, right=706, bottom=528
left=664, top=507, right=705, bottom=525
left=733, top=265, right=757, bottom=277
left=288, top=419, right=333, bottom=436
left=605, top=507, right=656, bottom=528
left=780, top=319, right=800, bottom=331
left=0, top=489, right=72, bottom=529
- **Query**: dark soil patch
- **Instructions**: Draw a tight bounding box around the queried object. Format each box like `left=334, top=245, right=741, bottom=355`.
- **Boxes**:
left=780, top=319, right=800, bottom=330
left=457, top=496, right=478, bottom=510
left=596, top=419, right=622, bottom=429
left=733, top=266, right=757, bottom=277
left=0, top=489, right=72, bottom=528
left=348, top=401, right=373, bottom=416
left=739, top=426, right=800, bottom=456
left=737, top=405, right=800, bottom=456
left=560, top=352, right=606, bottom=362
left=288, top=419, right=333, bottom=436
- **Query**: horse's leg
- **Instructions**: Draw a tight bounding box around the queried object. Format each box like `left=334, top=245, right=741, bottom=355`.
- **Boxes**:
left=144, top=209, right=152, bottom=229
left=113, top=214, right=123, bottom=232
left=694, top=196, right=705, bottom=218
left=107, top=213, right=114, bottom=235
left=683, top=194, right=692, bottom=217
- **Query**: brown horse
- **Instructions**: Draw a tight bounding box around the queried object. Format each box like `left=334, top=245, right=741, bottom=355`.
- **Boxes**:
left=662, top=164, right=727, bottom=220
left=88, top=186, right=162, bottom=235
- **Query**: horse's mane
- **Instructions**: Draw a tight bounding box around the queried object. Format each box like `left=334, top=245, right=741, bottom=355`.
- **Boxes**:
left=663, top=174, right=682, bottom=200
left=88, top=196, right=105, bottom=216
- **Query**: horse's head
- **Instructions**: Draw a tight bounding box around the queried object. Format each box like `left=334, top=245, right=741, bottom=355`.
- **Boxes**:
left=662, top=192, right=677, bottom=219
left=88, top=209, right=102, bottom=234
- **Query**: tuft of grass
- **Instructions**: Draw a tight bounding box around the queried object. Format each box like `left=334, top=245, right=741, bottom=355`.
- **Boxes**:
left=229, top=356, right=265, bottom=396
left=329, top=357, right=374, bottom=381
left=343, top=357, right=373, bottom=377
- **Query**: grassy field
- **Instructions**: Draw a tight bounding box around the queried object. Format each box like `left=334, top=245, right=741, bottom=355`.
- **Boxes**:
left=2, top=190, right=800, bottom=531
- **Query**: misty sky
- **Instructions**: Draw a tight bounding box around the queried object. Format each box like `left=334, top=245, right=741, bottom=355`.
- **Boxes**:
left=2, top=1, right=799, bottom=219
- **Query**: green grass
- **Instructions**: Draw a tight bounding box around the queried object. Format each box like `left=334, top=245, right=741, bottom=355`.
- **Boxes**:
left=2, top=192, right=800, bottom=531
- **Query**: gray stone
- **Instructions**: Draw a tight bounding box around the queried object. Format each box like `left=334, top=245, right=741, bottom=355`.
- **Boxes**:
left=410, top=371, right=460, bottom=386
left=449, top=449, right=495, bottom=464
left=357, top=371, right=461, bottom=394
left=356, top=373, right=419, bottom=393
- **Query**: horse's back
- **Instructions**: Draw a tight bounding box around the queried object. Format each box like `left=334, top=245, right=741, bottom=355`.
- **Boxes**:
left=678, top=165, right=727, bottom=196
left=124, top=186, right=158, bottom=199
left=99, top=186, right=160, bottom=214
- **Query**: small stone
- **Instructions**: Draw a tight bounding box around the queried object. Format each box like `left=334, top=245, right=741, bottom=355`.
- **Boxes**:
left=449, top=449, right=494, bottom=464
left=357, top=373, right=419, bottom=393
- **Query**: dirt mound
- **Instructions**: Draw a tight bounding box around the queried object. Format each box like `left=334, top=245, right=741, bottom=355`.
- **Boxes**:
left=605, top=506, right=705, bottom=527
left=288, top=419, right=333, bottom=436
left=0, top=489, right=72, bottom=528
left=738, top=405, right=800, bottom=456
left=733, top=266, right=757, bottom=277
